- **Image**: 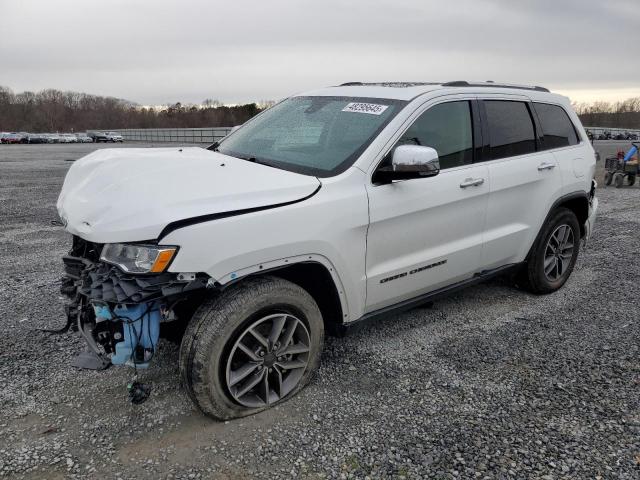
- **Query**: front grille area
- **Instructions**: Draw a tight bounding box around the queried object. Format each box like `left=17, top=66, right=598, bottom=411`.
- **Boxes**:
left=61, top=235, right=209, bottom=304
left=79, top=262, right=207, bottom=303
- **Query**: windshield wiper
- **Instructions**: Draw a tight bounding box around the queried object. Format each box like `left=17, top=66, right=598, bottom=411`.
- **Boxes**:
left=236, top=155, right=280, bottom=169
left=214, top=148, right=280, bottom=169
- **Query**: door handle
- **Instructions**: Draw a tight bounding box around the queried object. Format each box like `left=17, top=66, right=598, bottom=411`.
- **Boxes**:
left=459, top=178, right=485, bottom=188
left=537, top=162, right=556, bottom=171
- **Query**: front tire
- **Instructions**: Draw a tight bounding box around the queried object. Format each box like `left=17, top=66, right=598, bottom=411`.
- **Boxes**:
left=179, top=276, right=324, bottom=420
left=519, top=208, right=580, bottom=294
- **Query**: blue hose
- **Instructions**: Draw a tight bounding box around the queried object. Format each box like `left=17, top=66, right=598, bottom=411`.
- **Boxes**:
left=623, top=145, right=638, bottom=163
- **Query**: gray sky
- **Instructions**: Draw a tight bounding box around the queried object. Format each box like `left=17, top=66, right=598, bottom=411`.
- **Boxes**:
left=1, top=0, right=639, bottom=105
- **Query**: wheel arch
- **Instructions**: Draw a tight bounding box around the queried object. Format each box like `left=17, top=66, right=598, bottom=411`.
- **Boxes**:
left=526, top=191, right=589, bottom=261
left=218, top=257, right=348, bottom=335
left=554, top=192, right=589, bottom=237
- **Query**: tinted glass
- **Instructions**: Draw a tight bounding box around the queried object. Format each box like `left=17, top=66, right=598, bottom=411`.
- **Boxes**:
left=534, top=102, right=579, bottom=149
left=217, top=96, right=405, bottom=177
left=485, top=101, right=536, bottom=159
left=395, top=101, right=473, bottom=169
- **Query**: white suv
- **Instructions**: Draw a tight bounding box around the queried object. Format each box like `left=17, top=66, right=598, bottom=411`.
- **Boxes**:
left=105, top=131, right=124, bottom=142
left=58, top=81, right=598, bottom=419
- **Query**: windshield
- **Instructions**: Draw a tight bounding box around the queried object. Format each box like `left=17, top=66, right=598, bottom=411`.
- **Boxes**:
left=216, top=96, right=406, bottom=177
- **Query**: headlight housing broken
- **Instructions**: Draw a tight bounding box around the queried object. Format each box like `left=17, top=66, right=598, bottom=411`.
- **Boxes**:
left=100, top=244, right=177, bottom=274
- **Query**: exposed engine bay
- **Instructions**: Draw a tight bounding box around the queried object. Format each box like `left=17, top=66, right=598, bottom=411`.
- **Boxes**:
left=60, top=235, right=209, bottom=370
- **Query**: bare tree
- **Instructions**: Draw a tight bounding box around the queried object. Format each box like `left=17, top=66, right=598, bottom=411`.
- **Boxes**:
left=0, top=86, right=265, bottom=132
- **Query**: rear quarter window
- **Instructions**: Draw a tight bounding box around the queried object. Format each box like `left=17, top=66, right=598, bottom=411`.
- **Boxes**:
left=534, top=102, right=579, bottom=149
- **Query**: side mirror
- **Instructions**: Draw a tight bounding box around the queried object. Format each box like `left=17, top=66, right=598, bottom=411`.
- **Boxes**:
left=374, top=145, right=440, bottom=184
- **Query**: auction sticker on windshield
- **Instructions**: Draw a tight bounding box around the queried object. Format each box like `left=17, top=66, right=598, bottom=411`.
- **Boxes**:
left=342, top=102, right=389, bottom=115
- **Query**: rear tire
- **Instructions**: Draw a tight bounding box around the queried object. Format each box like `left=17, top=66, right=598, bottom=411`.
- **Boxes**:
left=519, top=208, right=580, bottom=294
left=179, top=276, right=324, bottom=420
left=614, top=173, right=624, bottom=188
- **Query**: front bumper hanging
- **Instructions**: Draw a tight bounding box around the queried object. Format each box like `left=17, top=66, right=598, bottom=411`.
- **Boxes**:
left=60, top=237, right=209, bottom=370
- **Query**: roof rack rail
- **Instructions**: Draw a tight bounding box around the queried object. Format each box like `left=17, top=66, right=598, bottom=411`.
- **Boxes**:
left=340, top=82, right=364, bottom=86
left=442, top=80, right=550, bottom=93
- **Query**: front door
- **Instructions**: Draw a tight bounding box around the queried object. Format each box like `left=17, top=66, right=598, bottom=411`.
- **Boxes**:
left=365, top=99, right=489, bottom=313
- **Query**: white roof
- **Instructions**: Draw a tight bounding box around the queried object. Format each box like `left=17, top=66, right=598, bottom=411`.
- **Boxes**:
left=296, top=82, right=570, bottom=105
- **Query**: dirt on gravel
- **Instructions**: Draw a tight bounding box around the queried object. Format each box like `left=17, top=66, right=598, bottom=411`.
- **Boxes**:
left=0, top=142, right=639, bottom=479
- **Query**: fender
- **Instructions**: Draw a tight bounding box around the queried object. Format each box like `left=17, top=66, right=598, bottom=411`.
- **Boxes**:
left=213, top=253, right=351, bottom=322
left=525, top=190, right=589, bottom=260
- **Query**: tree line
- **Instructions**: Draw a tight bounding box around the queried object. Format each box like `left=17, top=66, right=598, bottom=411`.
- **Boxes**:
left=1, top=85, right=640, bottom=132
left=573, top=97, right=640, bottom=130
left=0, top=86, right=266, bottom=133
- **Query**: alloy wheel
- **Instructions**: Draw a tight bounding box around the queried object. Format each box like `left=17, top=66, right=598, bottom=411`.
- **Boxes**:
left=543, top=224, right=574, bottom=282
left=225, top=313, right=310, bottom=408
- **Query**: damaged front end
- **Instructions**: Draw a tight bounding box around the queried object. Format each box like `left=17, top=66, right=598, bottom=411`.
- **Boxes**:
left=61, top=235, right=210, bottom=370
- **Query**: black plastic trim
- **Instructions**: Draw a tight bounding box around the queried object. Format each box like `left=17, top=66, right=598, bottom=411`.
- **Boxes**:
left=477, top=99, right=491, bottom=162
left=341, top=263, right=521, bottom=334
left=523, top=191, right=590, bottom=261
left=470, top=99, right=484, bottom=162
left=526, top=100, right=544, bottom=151
left=158, top=184, right=322, bottom=240
left=547, top=191, right=589, bottom=219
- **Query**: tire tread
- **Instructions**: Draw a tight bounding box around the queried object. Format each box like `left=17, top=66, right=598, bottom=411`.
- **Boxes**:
left=179, top=276, right=323, bottom=420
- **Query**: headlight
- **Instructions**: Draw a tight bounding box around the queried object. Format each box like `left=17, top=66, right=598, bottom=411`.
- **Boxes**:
left=100, top=244, right=177, bottom=273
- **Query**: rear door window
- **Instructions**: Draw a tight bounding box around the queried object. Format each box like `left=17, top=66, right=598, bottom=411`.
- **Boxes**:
left=534, top=102, right=579, bottom=149
left=484, top=100, right=536, bottom=160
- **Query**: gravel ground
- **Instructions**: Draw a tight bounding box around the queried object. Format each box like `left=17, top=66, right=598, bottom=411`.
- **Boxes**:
left=0, top=142, right=638, bottom=479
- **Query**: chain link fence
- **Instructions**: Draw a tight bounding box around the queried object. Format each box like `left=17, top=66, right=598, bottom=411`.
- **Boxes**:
left=105, top=127, right=233, bottom=144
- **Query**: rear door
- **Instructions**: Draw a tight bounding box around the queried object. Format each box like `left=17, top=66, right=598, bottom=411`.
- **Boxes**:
left=365, top=97, right=489, bottom=313
left=532, top=101, right=592, bottom=196
left=479, top=97, right=563, bottom=268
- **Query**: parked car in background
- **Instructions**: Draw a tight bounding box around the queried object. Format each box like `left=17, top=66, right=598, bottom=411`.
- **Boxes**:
left=614, top=132, right=626, bottom=140
left=625, top=132, right=638, bottom=140
left=1, top=133, right=25, bottom=144
left=61, top=134, right=78, bottom=143
left=27, top=134, right=48, bottom=144
left=105, top=131, right=124, bottom=142
left=89, top=131, right=109, bottom=143
left=598, top=131, right=611, bottom=140
left=75, top=133, right=94, bottom=143
left=0, top=132, right=10, bottom=143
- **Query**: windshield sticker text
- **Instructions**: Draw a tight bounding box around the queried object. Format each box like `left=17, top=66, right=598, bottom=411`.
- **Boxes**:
left=342, top=102, right=389, bottom=115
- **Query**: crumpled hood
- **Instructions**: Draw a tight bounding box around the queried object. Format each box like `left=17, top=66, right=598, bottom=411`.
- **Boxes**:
left=57, top=147, right=320, bottom=243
